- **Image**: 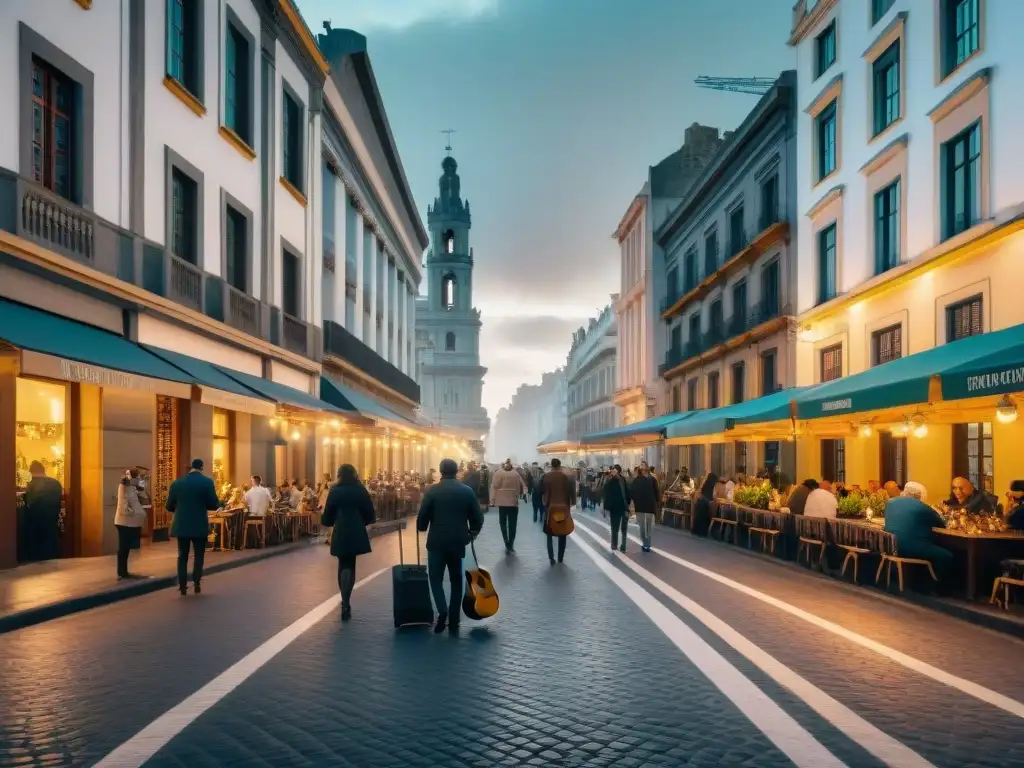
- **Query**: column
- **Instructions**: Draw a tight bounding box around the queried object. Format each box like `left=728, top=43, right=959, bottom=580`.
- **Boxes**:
left=378, top=242, right=388, bottom=357
left=367, top=225, right=378, bottom=352
left=406, top=286, right=416, bottom=377
left=388, top=260, right=399, bottom=367
left=397, top=276, right=407, bottom=373
left=350, top=197, right=362, bottom=339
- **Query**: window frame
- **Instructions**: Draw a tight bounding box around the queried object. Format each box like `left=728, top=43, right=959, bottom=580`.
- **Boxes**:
left=445, top=331, right=456, bottom=351
left=165, top=0, right=204, bottom=102
left=872, top=40, right=900, bottom=137
left=760, top=348, right=778, bottom=396
left=281, top=81, right=305, bottom=193
left=817, top=222, right=838, bottom=304
left=816, top=99, right=838, bottom=181
left=953, top=421, right=993, bottom=493
left=820, top=343, right=843, bottom=382
left=220, top=188, right=253, bottom=294
left=942, top=121, right=981, bottom=240
left=821, top=438, right=846, bottom=483
left=871, top=323, right=903, bottom=366
left=731, top=361, right=745, bottom=405
left=224, top=7, right=255, bottom=147
left=759, top=174, right=779, bottom=230
left=943, top=0, right=980, bottom=77
left=874, top=178, right=901, bottom=274
left=946, top=294, right=983, bottom=342
left=872, top=0, right=896, bottom=26
left=815, top=20, right=837, bottom=79
left=687, top=378, right=699, bottom=411
left=760, top=258, right=781, bottom=317
left=707, top=370, right=720, bottom=410
left=703, top=229, right=718, bottom=277
left=280, top=238, right=303, bottom=320
left=164, top=146, right=204, bottom=267
left=18, top=23, right=95, bottom=208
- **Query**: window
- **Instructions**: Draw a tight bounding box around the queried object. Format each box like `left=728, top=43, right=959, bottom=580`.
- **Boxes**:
left=820, top=343, right=843, bottom=382
left=212, top=408, right=232, bottom=490
left=444, top=229, right=455, bottom=254
left=734, top=441, right=748, bottom=476
left=760, top=175, right=778, bottom=230
left=874, top=179, right=900, bottom=274
left=731, top=361, right=745, bottom=404
left=688, top=313, right=701, bottom=346
left=710, top=444, right=726, bottom=477
left=166, top=0, right=202, bottom=99
left=880, top=432, right=906, bottom=488
left=872, top=0, right=895, bottom=25
left=224, top=204, right=247, bottom=292
left=707, top=371, right=720, bottom=409
left=944, top=0, right=980, bottom=75
left=225, top=18, right=252, bottom=144
left=684, top=248, right=698, bottom=291
left=282, top=247, right=300, bottom=318
left=688, top=445, right=705, bottom=477
left=728, top=206, right=745, bottom=256
left=946, top=294, right=983, bottom=341
left=953, top=422, right=993, bottom=493
left=670, top=324, right=682, bottom=353
left=709, top=299, right=724, bottom=340
left=731, top=280, right=747, bottom=330
left=872, top=42, right=900, bottom=136
left=761, top=260, right=780, bottom=317
left=672, top=385, right=681, bottom=413
left=764, top=441, right=780, bottom=472
left=704, top=231, right=718, bottom=276
left=872, top=324, right=902, bottom=365
left=171, top=167, right=199, bottom=264
left=815, top=21, right=836, bottom=77
left=666, top=265, right=678, bottom=301
left=943, top=123, right=981, bottom=240
left=821, top=438, right=846, bottom=483
left=441, top=273, right=456, bottom=311
left=816, top=100, right=837, bottom=180
left=761, top=349, right=777, bottom=396
left=30, top=58, right=74, bottom=200
left=281, top=88, right=303, bottom=191
left=817, top=223, right=837, bottom=303
left=687, top=378, right=698, bottom=411
left=445, top=332, right=455, bottom=351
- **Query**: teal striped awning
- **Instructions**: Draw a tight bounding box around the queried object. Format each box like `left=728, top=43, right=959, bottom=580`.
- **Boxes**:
left=665, top=387, right=806, bottom=440
left=320, top=376, right=414, bottom=428
left=217, top=367, right=348, bottom=415
left=581, top=411, right=697, bottom=445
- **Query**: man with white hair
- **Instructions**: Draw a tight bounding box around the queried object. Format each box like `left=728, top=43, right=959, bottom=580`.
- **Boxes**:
left=883, top=480, right=954, bottom=589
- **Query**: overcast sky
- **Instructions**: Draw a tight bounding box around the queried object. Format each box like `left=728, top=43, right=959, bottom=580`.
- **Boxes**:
left=297, top=0, right=794, bottom=418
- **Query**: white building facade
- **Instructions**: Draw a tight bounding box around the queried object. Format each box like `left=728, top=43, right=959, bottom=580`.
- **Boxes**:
left=491, top=368, right=566, bottom=464
left=789, top=0, right=1024, bottom=495
left=567, top=304, right=618, bottom=467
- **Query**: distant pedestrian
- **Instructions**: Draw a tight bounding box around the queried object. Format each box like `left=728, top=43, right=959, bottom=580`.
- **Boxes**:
left=417, top=458, right=484, bottom=634
left=541, top=458, right=576, bottom=565
left=491, top=459, right=526, bottom=554
left=321, top=464, right=376, bottom=621
left=692, top=473, right=718, bottom=537
left=531, top=466, right=546, bottom=524
left=166, top=458, right=220, bottom=595
left=630, top=465, right=660, bottom=552
left=602, top=464, right=631, bottom=552
left=114, top=468, right=146, bottom=579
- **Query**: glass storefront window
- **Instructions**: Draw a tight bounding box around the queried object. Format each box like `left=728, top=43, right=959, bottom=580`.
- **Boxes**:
left=212, top=408, right=232, bottom=494
left=16, top=377, right=68, bottom=562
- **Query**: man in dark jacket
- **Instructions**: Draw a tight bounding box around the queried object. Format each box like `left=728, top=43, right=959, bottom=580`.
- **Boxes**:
left=21, top=461, right=63, bottom=562
left=417, top=458, right=485, bottom=633
left=166, top=458, right=220, bottom=595
left=541, top=458, right=576, bottom=564
left=602, top=464, right=631, bottom=552
left=630, top=466, right=660, bottom=552
left=461, top=462, right=490, bottom=513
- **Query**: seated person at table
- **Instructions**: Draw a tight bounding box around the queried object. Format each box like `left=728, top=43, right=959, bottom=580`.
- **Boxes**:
left=1005, top=480, right=1024, bottom=531
left=884, top=481, right=953, bottom=588
left=884, top=480, right=901, bottom=499
left=805, top=480, right=837, bottom=519
left=947, top=477, right=996, bottom=514
left=243, top=476, right=272, bottom=517
left=787, top=479, right=817, bottom=516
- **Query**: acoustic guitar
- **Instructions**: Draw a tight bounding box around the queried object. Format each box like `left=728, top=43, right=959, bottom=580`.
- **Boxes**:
left=462, top=539, right=499, bottom=620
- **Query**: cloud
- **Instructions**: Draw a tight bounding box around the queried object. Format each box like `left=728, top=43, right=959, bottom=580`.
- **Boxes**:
left=481, top=314, right=589, bottom=350
left=311, top=0, right=499, bottom=32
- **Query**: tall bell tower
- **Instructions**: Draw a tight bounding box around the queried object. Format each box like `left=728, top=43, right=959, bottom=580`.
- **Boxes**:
left=426, top=155, right=474, bottom=312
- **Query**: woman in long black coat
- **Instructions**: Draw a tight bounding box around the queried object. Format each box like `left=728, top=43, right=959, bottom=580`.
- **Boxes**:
left=321, top=464, right=376, bottom=621
left=692, top=473, right=718, bottom=537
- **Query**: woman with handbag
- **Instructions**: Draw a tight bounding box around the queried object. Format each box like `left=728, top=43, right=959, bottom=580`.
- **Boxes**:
left=541, top=458, right=576, bottom=565
left=114, top=468, right=146, bottom=579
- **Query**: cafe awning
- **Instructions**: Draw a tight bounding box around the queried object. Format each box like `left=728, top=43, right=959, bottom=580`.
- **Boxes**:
left=581, top=411, right=696, bottom=445
left=143, top=346, right=277, bottom=418
left=666, top=387, right=807, bottom=440
left=0, top=299, right=192, bottom=398
left=794, top=322, right=1024, bottom=419
left=216, top=367, right=349, bottom=416
left=320, top=376, right=420, bottom=431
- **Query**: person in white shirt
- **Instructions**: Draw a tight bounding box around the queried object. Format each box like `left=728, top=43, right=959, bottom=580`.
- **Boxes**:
left=243, top=475, right=272, bottom=517
left=804, top=479, right=838, bottom=519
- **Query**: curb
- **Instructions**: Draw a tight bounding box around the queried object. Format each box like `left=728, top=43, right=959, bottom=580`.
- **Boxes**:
left=0, top=542, right=310, bottom=635
left=576, top=512, right=1024, bottom=641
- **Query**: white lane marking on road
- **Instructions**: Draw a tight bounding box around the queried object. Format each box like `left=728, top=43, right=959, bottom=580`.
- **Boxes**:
left=570, top=532, right=845, bottom=768
left=579, top=514, right=1024, bottom=720
left=94, top=567, right=388, bottom=768
left=575, top=523, right=933, bottom=768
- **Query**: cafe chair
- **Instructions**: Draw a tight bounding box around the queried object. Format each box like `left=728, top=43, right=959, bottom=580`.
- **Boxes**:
left=794, top=517, right=828, bottom=570
left=242, top=515, right=266, bottom=549
left=875, top=552, right=937, bottom=593
left=990, top=559, right=1024, bottom=610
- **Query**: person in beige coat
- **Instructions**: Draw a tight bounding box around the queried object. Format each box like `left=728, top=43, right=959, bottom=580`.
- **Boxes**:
left=115, top=468, right=147, bottom=580
left=491, top=459, right=526, bottom=554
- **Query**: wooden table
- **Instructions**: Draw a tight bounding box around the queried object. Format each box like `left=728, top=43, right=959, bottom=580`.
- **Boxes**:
left=932, top=528, right=1024, bottom=599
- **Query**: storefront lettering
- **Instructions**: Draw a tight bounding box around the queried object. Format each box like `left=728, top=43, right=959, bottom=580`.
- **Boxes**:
left=58, top=359, right=153, bottom=391
left=965, top=366, right=1024, bottom=394
left=821, top=398, right=852, bottom=413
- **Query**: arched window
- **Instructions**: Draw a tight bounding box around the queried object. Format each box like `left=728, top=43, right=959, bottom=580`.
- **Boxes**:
left=445, top=332, right=456, bottom=351
left=443, top=229, right=455, bottom=254
left=441, top=273, right=456, bottom=310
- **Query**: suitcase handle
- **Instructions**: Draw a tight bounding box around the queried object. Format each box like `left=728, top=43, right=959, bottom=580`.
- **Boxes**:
left=395, top=519, right=420, bottom=566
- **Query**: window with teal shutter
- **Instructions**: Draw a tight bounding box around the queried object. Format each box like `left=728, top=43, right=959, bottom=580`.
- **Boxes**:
left=818, top=223, right=837, bottom=303
left=874, top=179, right=900, bottom=274
left=166, top=0, right=202, bottom=99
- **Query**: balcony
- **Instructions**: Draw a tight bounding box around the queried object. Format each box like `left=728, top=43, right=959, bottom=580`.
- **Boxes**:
left=0, top=168, right=319, bottom=361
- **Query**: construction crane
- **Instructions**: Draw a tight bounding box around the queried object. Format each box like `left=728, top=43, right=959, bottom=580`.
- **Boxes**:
left=695, top=76, right=775, bottom=96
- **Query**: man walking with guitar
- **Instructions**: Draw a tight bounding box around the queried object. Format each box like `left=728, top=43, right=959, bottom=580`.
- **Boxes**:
left=541, top=458, right=576, bottom=565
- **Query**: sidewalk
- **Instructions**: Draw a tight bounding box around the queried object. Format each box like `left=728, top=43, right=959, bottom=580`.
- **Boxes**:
left=0, top=539, right=307, bottom=634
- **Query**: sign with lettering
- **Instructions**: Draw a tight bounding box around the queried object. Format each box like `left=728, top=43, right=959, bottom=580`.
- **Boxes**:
left=962, top=365, right=1024, bottom=396
left=820, top=398, right=853, bottom=413
left=20, top=350, right=191, bottom=399
left=197, top=386, right=277, bottom=417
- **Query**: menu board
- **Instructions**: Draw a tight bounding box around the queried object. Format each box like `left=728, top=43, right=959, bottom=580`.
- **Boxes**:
left=153, top=395, right=179, bottom=531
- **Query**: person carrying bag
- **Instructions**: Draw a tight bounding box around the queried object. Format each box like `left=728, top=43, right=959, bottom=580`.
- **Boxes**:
left=541, top=458, right=576, bottom=565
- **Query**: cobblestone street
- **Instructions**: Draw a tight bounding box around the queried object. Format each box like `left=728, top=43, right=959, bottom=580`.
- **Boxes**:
left=1, top=503, right=1023, bottom=767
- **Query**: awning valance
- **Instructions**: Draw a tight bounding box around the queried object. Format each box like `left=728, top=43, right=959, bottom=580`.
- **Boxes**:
left=143, top=346, right=277, bottom=417
left=320, top=376, right=417, bottom=430
left=581, top=411, right=696, bottom=445
left=217, top=367, right=348, bottom=415
left=0, top=299, right=192, bottom=398
left=794, top=322, right=1024, bottom=419
left=666, top=387, right=806, bottom=440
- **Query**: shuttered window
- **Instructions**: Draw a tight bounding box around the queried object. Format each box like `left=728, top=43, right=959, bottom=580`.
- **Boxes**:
left=872, top=324, right=902, bottom=365
left=820, top=344, right=843, bottom=382
left=821, top=438, right=846, bottom=483
left=946, top=295, right=983, bottom=342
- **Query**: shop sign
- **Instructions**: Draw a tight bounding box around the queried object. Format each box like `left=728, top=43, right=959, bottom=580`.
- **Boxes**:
left=820, top=397, right=853, bottom=413
left=963, top=365, right=1024, bottom=395
left=20, top=350, right=191, bottom=398
left=197, top=386, right=277, bottom=417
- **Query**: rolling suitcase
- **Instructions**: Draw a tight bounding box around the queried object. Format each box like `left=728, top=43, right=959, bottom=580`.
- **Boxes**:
left=393, top=526, right=434, bottom=628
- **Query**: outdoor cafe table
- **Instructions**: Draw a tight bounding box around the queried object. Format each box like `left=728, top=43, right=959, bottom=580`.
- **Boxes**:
left=931, top=528, right=1024, bottom=599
